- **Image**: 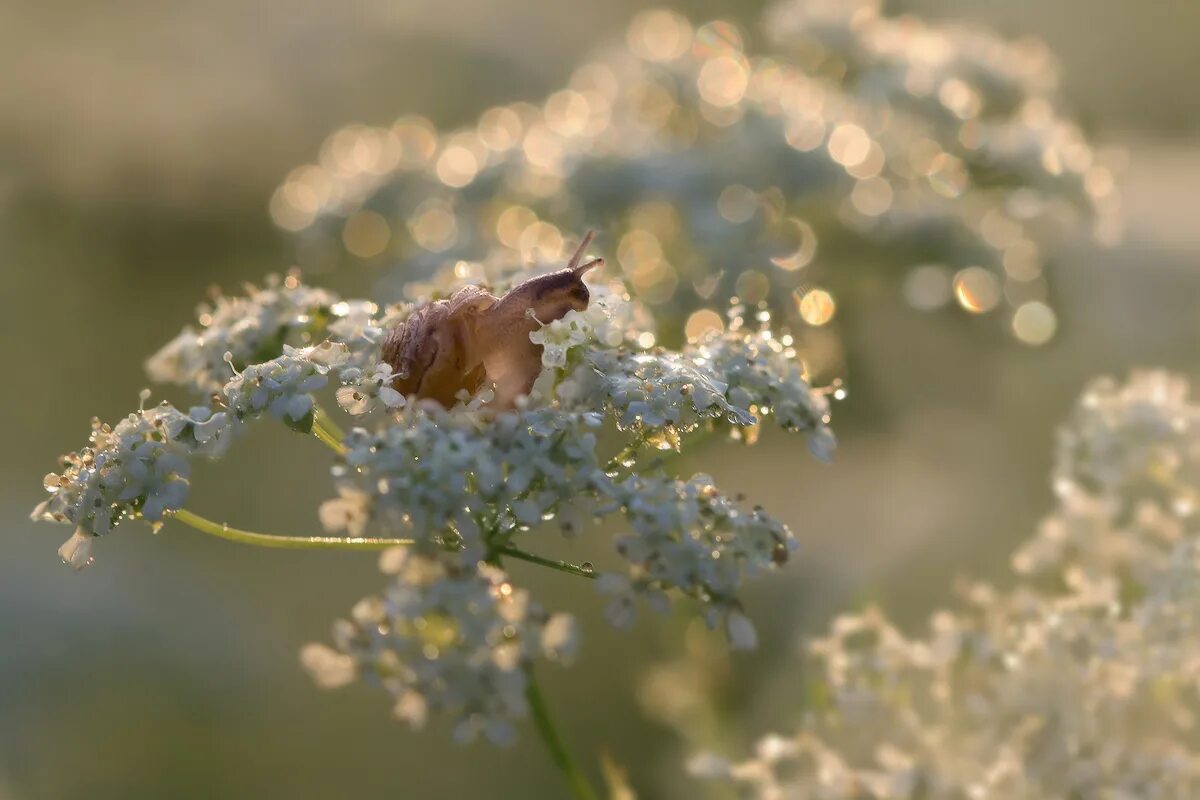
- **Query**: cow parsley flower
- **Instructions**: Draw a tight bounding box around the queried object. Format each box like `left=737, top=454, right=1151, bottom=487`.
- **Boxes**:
left=1055, top=370, right=1200, bottom=517
left=690, top=372, right=1200, bottom=799
left=301, top=549, right=578, bottom=745
left=32, top=340, right=357, bottom=567
left=32, top=404, right=211, bottom=568
left=597, top=473, right=794, bottom=646
left=146, top=275, right=343, bottom=396
left=34, top=267, right=836, bottom=758
left=275, top=0, right=1114, bottom=349
left=223, top=341, right=349, bottom=431
left=334, top=362, right=407, bottom=415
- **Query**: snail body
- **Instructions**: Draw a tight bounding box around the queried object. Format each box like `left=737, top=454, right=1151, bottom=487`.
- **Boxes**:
left=383, top=233, right=603, bottom=408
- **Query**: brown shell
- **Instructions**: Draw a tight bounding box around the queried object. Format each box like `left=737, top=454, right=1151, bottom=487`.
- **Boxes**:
left=382, top=232, right=604, bottom=409
left=381, top=286, right=496, bottom=408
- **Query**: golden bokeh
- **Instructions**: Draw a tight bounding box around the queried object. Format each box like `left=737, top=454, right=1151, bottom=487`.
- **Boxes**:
left=684, top=309, right=725, bottom=341
left=408, top=201, right=458, bottom=252
left=477, top=107, right=523, bottom=151
left=770, top=218, right=818, bottom=272
left=627, top=9, right=692, bottom=63
left=1011, top=301, right=1058, bottom=345
left=797, top=288, right=836, bottom=326
left=953, top=267, right=1001, bottom=313
left=903, top=265, right=953, bottom=311
left=341, top=210, right=391, bottom=259
left=717, top=184, right=759, bottom=223
left=828, top=123, right=872, bottom=168
left=697, top=55, right=750, bottom=108
left=735, top=270, right=770, bottom=304
left=435, top=145, right=480, bottom=188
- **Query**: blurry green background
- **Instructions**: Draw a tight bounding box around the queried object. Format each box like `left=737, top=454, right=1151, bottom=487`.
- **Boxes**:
left=2, top=1, right=1199, bottom=797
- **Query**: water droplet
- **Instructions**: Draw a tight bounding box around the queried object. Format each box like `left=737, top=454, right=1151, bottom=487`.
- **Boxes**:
left=580, top=561, right=594, bottom=574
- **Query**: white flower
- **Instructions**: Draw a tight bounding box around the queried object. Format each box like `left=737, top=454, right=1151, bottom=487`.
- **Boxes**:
left=540, top=613, right=581, bottom=663
left=274, top=0, right=1107, bottom=349
left=34, top=341, right=355, bottom=568
left=33, top=402, right=210, bottom=566
left=726, top=612, right=758, bottom=650
left=146, top=276, right=343, bottom=396
left=693, top=372, right=1200, bottom=798
left=299, top=643, right=356, bottom=689
left=57, top=529, right=95, bottom=572
left=223, top=342, right=349, bottom=428
left=302, top=551, right=576, bottom=745
left=601, top=473, right=795, bottom=642
left=335, top=362, right=407, bottom=416
left=317, top=488, right=372, bottom=537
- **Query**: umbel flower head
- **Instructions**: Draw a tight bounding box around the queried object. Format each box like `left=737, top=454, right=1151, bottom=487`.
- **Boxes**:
left=32, top=250, right=836, bottom=743
left=273, top=0, right=1117, bottom=358
left=690, top=371, right=1200, bottom=798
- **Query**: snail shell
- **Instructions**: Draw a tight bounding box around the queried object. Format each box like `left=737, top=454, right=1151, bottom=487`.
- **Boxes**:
left=382, top=232, right=603, bottom=408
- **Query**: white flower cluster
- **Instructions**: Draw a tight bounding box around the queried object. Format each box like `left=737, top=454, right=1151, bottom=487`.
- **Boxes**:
left=224, top=341, right=349, bottom=431
left=599, top=473, right=794, bottom=649
left=765, top=0, right=1086, bottom=195
left=31, top=402, right=220, bottom=569
left=33, top=340, right=352, bottom=568
left=321, top=404, right=608, bottom=555
left=301, top=287, right=834, bottom=740
left=690, top=371, right=1200, bottom=798
left=1054, top=371, right=1200, bottom=518
left=273, top=1, right=1115, bottom=346
left=146, top=274, right=344, bottom=396
left=695, top=326, right=836, bottom=458
left=36, top=270, right=836, bottom=744
left=301, top=549, right=578, bottom=745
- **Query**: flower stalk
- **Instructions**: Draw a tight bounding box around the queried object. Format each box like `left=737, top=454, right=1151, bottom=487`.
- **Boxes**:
left=311, top=405, right=348, bottom=455
left=498, top=546, right=596, bottom=580
left=525, top=669, right=599, bottom=800
left=170, top=509, right=412, bottom=550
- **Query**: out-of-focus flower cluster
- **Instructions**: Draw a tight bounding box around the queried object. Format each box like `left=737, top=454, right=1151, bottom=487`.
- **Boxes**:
left=301, top=549, right=579, bottom=745
left=35, top=263, right=836, bottom=742
left=271, top=0, right=1118, bottom=363
left=690, top=371, right=1200, bottom=798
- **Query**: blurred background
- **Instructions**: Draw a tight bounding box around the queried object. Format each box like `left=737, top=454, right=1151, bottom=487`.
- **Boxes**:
left=2, top=1, right=1198, bottom=797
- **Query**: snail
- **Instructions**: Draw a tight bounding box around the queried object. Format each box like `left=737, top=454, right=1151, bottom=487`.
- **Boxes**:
left=382, top=231, right=604, bottom=409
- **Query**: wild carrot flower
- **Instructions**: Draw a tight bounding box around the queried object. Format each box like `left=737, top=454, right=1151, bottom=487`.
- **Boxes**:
left=690, top=371, right=1200, bottom=798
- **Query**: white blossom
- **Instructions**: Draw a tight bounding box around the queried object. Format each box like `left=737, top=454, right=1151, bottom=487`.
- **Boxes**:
left=598, top=473, right=795, bottom=638
left=692, top=372, right=1200, bottom=798
left=36, top=269, right=837, bottom=749
left=275, top=0, right=1112, bottom=346
left=222, top=341, right=349, bottom=431
left=302, top=550, right=575, bottom=745
left=146, top=275, right=343, bottom=396
left=33, top=339, right=357, bottom=567
left=334, top=362, right=407, bottom=415
left=32, top=403, right=210, bottom=559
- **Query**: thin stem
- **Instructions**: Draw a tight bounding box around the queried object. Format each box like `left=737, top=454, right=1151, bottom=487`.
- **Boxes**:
left=525, top=669, right=598, bottom=800
left=311, top=404, right=348, bottom=455
left=498, top=546, right=597, bottom=580
left=169, top=509, right=413, bottom=550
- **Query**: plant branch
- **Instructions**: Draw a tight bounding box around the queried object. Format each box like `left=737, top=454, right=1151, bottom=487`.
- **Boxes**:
left=169, top=509, right=412, bottom=550
left=497, top=546, right=596, bottom=580
left=311, top=404, right=348, bottom=455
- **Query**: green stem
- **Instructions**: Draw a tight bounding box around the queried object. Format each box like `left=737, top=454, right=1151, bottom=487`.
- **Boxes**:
left=311, top=405, right=348, bottom=455
left=169, top=509, right=413, bottom=550
left=498, top=546, right=597, bottom=580
left=525, top=669, right=598, bottom=800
